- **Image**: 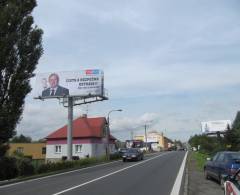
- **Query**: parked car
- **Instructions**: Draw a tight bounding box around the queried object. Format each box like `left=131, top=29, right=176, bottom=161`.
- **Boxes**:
left=204, top=151, right=240, bottom=186
left=122, top=148, right=144, bottom=162
left=223, top=168, right=240, bottom=195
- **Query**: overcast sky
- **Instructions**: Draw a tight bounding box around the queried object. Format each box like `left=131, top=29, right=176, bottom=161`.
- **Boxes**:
left=16, top=0, right=240, bottom=142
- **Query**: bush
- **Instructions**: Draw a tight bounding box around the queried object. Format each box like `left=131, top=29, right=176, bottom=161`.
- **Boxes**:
left=37, top=163, right=52, bottom=174
left=37, top=157, right=103, bottom=174
left=0, top=157, right=18, bottom=180
left=110, top=153, right=121, bottom=160
left=72, top=156, right=80, bottom=160
left=18, top=159, right=35, bottom=176
left=37, top=161, right=75, bottom=174
left=62, top=156, right=67, bottom=161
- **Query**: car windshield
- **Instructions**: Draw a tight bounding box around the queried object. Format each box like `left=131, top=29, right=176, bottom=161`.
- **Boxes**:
left=126, top=149, right=139, bottom=153
left=228, top=153, right=240, bottom=160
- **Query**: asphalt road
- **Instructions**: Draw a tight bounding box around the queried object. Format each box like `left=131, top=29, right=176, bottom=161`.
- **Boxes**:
left=0, top=151, right=186, bottom=195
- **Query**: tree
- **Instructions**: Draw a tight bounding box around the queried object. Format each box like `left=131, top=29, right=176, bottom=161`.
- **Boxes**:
left=0, top=0, right=43, bottom=157
left=224, top=111, right=240, bottom=150
left=10, top=134, right=32, bottom=143
left=232, top=111, right=240, bottom=130
left=188, top=134, right=224, bottom=155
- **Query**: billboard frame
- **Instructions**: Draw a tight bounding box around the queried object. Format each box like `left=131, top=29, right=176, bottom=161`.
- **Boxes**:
left=34, top=70, right=105, bottom=99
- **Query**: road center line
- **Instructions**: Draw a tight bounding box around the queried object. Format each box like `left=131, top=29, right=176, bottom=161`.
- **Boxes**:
left=52, top=152, right=169, bottom=195
left=170, top=151, right=188, bottom=195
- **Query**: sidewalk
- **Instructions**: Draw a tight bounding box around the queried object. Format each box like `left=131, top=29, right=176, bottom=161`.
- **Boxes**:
left=187, top=152, right=223, bottom=195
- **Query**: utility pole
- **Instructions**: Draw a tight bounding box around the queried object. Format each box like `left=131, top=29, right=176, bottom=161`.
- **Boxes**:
left=145, top=124, right=148, bottom=151
left=131, top=130, right=134, bottom=140
left=106, top=109, right=122, bottom=160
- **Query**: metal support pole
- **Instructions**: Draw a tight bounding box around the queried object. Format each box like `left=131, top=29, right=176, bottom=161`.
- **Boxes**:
left=145, top=125, right=147, bottom=151
left=106, top=109, right=122, bottom=161
left=67, top=97, right=73, bottom=160
left=106, top=116, right=110, bottom=161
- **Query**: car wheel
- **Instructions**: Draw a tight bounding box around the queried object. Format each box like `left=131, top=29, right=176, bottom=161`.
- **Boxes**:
left=204, top=169, right=210, bottom=180
left=123, top=159, right=126, bottom=162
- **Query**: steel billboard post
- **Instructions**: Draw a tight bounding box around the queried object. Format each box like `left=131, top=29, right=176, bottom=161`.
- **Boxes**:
left=144, top=124, right=147, bottom=151
left=67, top=96, right=73, bottom=160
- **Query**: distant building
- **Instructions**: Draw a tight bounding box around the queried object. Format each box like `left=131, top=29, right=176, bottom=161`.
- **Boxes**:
left=45, top=116, right=116, bottom=162
left=8, top=143, right=46, bottom=159
left=134, top=131, right=172, bottom=151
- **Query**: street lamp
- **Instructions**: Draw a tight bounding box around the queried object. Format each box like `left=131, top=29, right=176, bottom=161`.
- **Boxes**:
left=106, top=109, right=122, bottom=160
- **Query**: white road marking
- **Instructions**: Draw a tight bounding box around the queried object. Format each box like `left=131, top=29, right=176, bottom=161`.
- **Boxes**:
left=170, top=151, right=188, bottom=195
left=52, top=152, right=169, bottom=195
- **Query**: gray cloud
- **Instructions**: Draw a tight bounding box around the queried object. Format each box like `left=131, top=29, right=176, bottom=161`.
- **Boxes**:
left=15, top=0, right=240, bottom=141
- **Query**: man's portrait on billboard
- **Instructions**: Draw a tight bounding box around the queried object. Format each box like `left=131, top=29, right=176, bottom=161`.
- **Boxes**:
left=42, top=73, right=69, bottom=97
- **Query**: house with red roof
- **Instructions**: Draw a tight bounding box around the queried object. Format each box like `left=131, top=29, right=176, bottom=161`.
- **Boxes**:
left=45, top=115, right=116, bottom=161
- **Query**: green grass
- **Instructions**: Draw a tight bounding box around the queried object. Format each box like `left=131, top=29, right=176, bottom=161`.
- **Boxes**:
left=191, top=152, right=209, bottom=171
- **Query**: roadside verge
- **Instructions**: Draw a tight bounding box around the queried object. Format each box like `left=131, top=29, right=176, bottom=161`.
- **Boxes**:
left=187, top=152, right=222, bottom=195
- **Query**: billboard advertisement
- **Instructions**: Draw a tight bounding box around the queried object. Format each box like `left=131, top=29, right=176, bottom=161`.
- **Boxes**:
left=34, top=69, right=104, bottom=98
left=201, top=120, right=231, bottom=134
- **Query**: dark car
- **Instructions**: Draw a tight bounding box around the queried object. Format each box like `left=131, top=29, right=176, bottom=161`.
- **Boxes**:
left=204, top=151, right=240, bottom=186
left=122, top=148, right=144, bottom=162
left=224, top=168, right=240, bottom=195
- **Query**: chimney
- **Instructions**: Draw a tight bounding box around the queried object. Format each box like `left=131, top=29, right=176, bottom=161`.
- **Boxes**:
left=81, top=114, right=87, bottom=118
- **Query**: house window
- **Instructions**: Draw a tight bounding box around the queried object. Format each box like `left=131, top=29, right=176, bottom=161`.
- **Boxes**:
left=75, top=145, right=82, bottom=153
left=42, top=147, right=46, bottom=154
left=16, top=147, right=24, bottom=153
left=55, top=145, right=61, bottom=153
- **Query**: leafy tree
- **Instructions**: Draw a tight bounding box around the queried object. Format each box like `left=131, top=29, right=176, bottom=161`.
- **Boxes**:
left=0, top=0, right=43, bottom=157
left=232, top=111, right=240, bottom=130
left=10, top=134, right=32, bottom=143
left=188, top=134, right=224, bottom=155
left=224, top=111, right=240, bottom=150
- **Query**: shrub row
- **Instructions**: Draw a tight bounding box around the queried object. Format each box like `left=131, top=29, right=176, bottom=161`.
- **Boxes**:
left=0, top=157, right=34, bottom=180
left=0, top=154, right=121, bottom=180
left=37, top=156, right=110, bottom=174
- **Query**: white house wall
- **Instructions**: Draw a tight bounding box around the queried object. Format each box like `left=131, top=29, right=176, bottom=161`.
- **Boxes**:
left=46, top=143, right=116, bottom=161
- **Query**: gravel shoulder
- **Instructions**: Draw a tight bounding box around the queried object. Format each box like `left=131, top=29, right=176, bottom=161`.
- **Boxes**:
left=188, top=152, right=223, bottom=195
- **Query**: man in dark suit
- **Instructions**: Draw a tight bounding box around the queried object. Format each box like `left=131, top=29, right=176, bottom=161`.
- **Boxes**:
left=42, top=73, right=69, bottom=97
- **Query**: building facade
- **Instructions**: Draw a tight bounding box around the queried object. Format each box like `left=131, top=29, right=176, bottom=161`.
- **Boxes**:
left=46, top=116, right=116, bottom=162
left=134, top=131, right=171, bottom=151
left=8, top=143, right=46, bottom=159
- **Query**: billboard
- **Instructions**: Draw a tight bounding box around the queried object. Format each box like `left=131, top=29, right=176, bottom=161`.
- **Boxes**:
left=34, top=69, right=104, bottom=98
left=201, top=120, right=231, bottom=134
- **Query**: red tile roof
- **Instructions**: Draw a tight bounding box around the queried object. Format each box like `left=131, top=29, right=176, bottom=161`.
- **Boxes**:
left=46, top=117, right=116, bottom=140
